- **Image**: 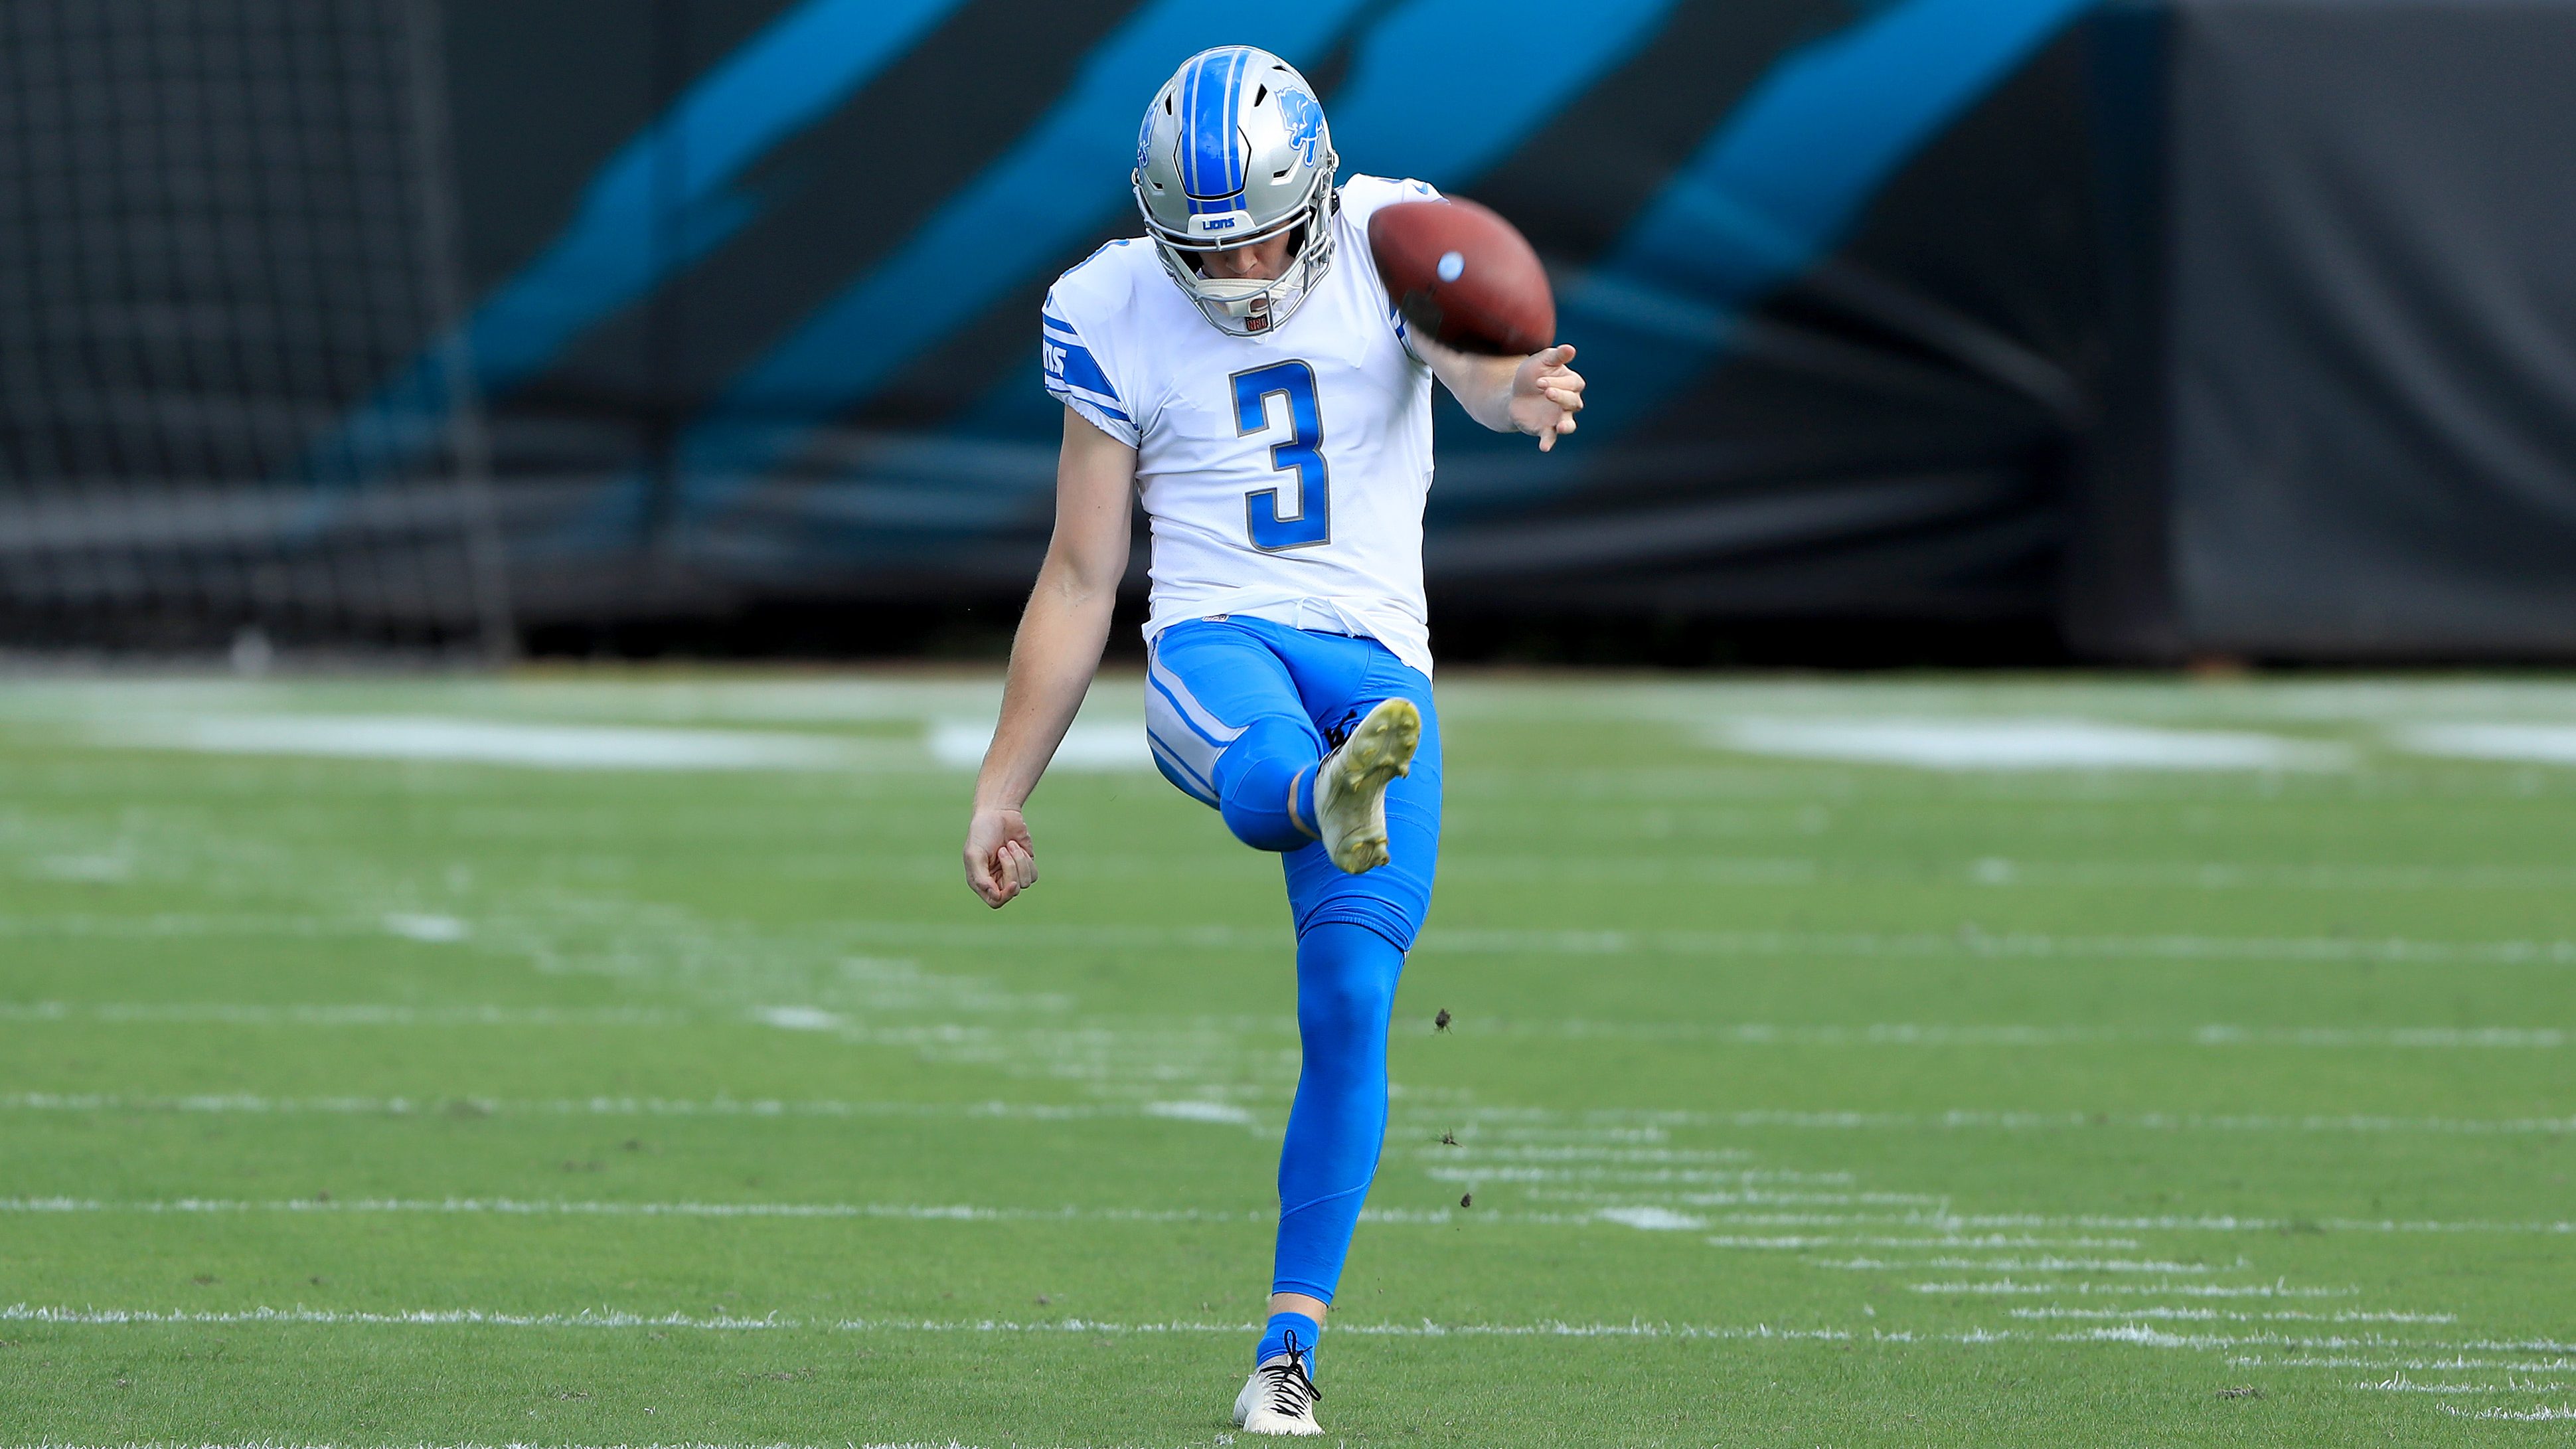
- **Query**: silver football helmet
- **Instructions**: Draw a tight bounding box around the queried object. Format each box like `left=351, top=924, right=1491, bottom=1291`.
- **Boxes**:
left=1132, top=46, right=1338, bottom=335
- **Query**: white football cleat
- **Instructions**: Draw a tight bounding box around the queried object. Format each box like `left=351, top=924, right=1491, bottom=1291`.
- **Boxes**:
left=1310, top=697, right=1419, bottom=874
left=1232, top=1333, right=1324, bottom=1436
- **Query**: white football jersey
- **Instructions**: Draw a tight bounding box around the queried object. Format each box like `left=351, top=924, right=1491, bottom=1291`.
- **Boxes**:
left=1042, top=175, right=1442, bottom=677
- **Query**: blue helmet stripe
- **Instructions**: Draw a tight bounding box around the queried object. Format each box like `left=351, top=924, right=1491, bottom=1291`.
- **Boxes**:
left=1179, top=52, right=1204, bottom=196
left=1220, top=47, right=1249, bottom=193
left=1183, top=48, right=1240, bottom=201
left=1191, top=50, right=1228, bottom=197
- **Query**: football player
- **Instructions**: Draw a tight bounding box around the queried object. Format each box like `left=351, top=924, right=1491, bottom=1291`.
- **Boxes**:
left=961, top=44, right=1583, bottom=1436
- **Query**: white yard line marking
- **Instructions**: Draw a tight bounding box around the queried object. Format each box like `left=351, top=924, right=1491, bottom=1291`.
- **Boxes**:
left=1949, top=859, right=2576, bottom=892
left=15, top=1092, right=2563, bottom=1142
left=1635, top=1108, right=2576, bottom=1136
left=2245, top=1353, right=2576, bottom=1372
left=9, top=1001, right=2563, bottom=1051
left=2070, top=1325, right=2576, bottom=1355
left=1709, top=1235, right=2146, bottom=1251
left=1594, top=1207, right=1705, bottom=1231
left=1421, top=1166, right=1878, bottom=1189
left=382, top=912, right=471, bottom=942
left=2013, top=1307, right=2455, bottom=1324
left=9, top=911, right=2575, bottom=970
left=1434, top=1020, right=2567, bottom=1048
left=2190, top=1025, right=2565, bottom=1049
left=0, top=914, right=355, bottom=939
left=0, top=1092, right=1110, bottom=1121
left=1704, top=717, right=2350, bottom=772
left=1913, top=1280, right=2357, bottom=1299
left=1820, top=1256, right=2222, bottom=1274
left=2443, top=1403, right=2576, bottom=1420
left=0, top=1197, right=1598, bottom=1228
left=1407, top=1146, right=1757, bottom=1164
left=2393, top=723, right=2576, bottom=767
left=1711, top=1211, right=2572, bottom=1236
left=1141, top=1100, right=1254, bottom=1124
left=86, top=715, right=909, bottom=772
left=2356, top=1372, right=2569, bottom=1393
left=0, top=1302, right=1866, bottom=1342
left=0, top=1004, right=684, bottom=1027
left=0, top=1304, right=785, bottom=1329
left=0, top=1198, right=1273, bottom=1224
left=837, top=919, right=2576, bottom=967
left=926, top=719, right=1148, bottom=772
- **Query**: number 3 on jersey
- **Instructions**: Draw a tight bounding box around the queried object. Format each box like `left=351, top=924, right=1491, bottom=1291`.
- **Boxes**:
left=1234, top=361, right=1329, bottom=551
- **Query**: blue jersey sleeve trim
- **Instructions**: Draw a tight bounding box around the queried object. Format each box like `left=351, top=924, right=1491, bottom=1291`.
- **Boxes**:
left=1039, top=284, right=1134, bottom=442
left=1042, top=336, right=1121, bottom=406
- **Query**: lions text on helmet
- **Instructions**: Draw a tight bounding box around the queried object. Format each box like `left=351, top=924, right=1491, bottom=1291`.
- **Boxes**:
left=1132, top=46, right=1337, bottom=335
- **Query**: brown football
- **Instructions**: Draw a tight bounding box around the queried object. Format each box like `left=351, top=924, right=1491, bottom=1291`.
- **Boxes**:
left=1367, top=196, right=1555, bottom=357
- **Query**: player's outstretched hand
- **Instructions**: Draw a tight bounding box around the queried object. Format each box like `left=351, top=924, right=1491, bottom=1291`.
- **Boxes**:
left=963, top=806, right=1036, bottom=908
left=1511, top=344, right=1585, bottom=452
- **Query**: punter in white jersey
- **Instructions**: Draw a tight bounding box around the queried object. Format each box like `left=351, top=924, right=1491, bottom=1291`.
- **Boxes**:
left=962, top=44, right=1581, bottom=1438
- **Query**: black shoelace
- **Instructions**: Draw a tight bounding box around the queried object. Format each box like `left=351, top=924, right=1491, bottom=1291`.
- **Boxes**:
left=1259, top=1329, right=1323, bottom=1416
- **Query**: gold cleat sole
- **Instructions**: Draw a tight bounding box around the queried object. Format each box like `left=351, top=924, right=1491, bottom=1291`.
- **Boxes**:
left=1317, top=697, right=1419, bottom=875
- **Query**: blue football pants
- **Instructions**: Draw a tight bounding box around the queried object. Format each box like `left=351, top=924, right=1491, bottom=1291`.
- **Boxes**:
left=1145, top=616, right=1441, bottom=1304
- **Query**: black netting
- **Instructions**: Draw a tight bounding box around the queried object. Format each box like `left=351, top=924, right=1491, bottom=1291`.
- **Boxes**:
left=0, top=0, right=510, bottom=653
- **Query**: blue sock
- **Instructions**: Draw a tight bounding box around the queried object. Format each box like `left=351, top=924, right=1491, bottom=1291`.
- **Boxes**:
left=1257, top=1310, right=1322, bottom=1371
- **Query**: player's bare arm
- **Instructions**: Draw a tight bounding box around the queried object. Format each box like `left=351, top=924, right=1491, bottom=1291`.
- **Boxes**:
left=962, top=406, right=1135, bottom=908
left=1419, top=337, right=1586, bottom=450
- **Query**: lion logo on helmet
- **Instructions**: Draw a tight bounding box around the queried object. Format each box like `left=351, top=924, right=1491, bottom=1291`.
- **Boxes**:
left=1278, top=88, right=1325, bottom=167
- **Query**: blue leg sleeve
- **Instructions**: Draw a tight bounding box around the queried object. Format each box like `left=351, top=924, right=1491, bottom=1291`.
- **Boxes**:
left=1214, top=719, right=1320, bottom=853
left=1269, top=920, right=1406, bottom=1304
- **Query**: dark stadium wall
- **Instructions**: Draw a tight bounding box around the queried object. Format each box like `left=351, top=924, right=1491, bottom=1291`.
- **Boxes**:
left=2155, top=0, right=2576, bottom=658
left=2072, top=0, right=2576, bottom=662
left=424, top=0, right=2104, bottom=645
left=15, top=0, right=2575, bottom=658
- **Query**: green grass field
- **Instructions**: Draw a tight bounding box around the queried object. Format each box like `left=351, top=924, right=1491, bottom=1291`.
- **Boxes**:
left=3, top=669, right=2573, bottom=1446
